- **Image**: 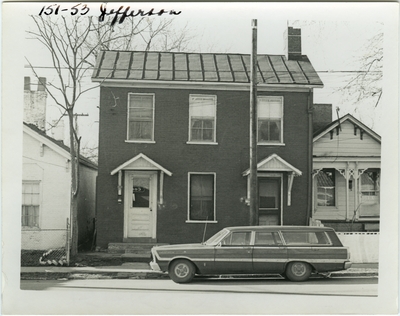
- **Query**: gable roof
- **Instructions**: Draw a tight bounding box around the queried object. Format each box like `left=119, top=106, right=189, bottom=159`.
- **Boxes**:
left=23, top=122, right=98, bottom=170
left=92, top=51, right=323, bottom=88
left=242, top=153, right=302, bottom=176
left=313, top=114, right=381, bottom=143
left=110, top=153, right=172, bottom=176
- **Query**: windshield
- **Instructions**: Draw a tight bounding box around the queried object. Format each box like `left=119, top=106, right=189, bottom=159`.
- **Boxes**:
left=204, top=229, right=229, bottom=245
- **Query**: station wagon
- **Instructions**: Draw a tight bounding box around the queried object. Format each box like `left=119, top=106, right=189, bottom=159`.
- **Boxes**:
left=150, top=226, right=352, bottom=283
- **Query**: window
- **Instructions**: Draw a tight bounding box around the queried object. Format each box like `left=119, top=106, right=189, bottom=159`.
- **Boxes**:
left=128, top=94, right=154, bottom=141
left=281, top=231, right=331, bottom=245
left=316, top=169, right=336, bottom=206
left=188, top=173, right=215, bottom=221
left=257, top=96, right=283, bottom=143
left=22, top=181, right=40, bottom=227
left=360, top=169, right=380, bottom=217
left=254, top=232, right=283, bottom=246
left=221, top=232, right=252, bottom=246
left=189, top=95, right=216, bottom=143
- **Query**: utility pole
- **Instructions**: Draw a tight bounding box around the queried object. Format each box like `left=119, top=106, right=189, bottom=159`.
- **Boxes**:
left=249, top=19, right=259, bottom=226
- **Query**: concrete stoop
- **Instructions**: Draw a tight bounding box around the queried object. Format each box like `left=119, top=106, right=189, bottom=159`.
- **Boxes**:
left=107, top=243, right=168, bottom=259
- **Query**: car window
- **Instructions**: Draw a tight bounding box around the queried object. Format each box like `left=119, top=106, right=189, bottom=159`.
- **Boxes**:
left=221, top=232, right=251, bottom=246
left=254, top=232, right=282, bottom=246
left=281, top=231, right=332, bottom=245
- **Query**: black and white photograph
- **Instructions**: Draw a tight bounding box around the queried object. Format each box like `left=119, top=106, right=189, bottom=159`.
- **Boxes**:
left=2, top=1, right=399, bottom=314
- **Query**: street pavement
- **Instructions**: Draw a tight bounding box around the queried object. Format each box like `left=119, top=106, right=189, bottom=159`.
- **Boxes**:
left=21, top=260, right=379, bottom=280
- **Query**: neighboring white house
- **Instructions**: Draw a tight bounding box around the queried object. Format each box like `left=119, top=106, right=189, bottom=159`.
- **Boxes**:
left=22, top=122, right=97, bottom=251
left=312, top=113, right=381, bottom=263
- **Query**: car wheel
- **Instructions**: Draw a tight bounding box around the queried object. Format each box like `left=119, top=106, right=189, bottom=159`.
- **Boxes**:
left=285, top=261, right=312, bottom=282
left=169, top=259, right=196, bottom=283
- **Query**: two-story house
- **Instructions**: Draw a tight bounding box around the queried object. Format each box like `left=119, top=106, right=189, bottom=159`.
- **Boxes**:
left=91, top=27, right=323, bottom=248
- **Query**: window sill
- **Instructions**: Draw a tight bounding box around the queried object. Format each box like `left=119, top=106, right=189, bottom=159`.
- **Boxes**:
left=186, top=141, right=218, bottom=145
left=257, top=142, right=285, bottom=146
left=186, top=220, right=218, bottom=224
left=22, top=226, right=40, bottom=231
left=125, top=140, right=156, bottom=144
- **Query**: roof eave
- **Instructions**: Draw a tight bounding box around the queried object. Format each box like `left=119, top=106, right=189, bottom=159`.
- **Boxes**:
left=92, top=78, right=324, bottom=91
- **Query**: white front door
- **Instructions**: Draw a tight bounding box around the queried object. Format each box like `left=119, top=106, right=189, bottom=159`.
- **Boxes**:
left=124, top=171, right=157, bottom=239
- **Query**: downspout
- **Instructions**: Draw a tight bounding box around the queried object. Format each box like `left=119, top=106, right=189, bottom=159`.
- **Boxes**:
left=306, top=89, right=313, bottom=225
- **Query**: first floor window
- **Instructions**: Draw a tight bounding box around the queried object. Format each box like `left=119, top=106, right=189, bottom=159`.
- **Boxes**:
left=189, top=173, right=215, bottom=221
left=316, top=169, right=336, bottom=206
left=22, top=181, right=40, bottom=227
left=189, top=95, right=216, bottom=142
left=128, top=94, right=154, bottom=141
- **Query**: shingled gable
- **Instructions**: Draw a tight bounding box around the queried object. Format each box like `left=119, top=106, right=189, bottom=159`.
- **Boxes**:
left=91, top=51, right=323, bottom=88
left=313, top=114, right=381, bottom=143
left=23, top=122, right=98, bottom=170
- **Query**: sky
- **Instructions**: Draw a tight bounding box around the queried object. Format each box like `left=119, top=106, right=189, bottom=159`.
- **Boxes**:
left=22, top=2, right=392, bottom=155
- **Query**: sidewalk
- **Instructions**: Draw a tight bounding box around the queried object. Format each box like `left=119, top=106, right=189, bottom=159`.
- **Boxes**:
left=21, top=261, right=379, bottom=280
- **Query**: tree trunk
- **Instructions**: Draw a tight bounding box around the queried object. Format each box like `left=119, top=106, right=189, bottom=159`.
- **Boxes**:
left=67, top=109, right=79, bottom=256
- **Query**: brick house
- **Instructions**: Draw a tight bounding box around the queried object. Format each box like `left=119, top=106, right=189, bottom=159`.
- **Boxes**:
left=92, top=27, right=323, bottom=248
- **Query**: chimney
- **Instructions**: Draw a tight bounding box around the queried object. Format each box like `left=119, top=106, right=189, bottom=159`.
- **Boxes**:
left=24, top=77, right=31, bottom=90
left=23, top=76, right=47, bottom=132
left=38, top=77, right=46, bottom=91
left=284, top=26, right=302, bottom=61
left=51, top=120, right=65, bottom=143
left=313, top=104, right=333, bottom=133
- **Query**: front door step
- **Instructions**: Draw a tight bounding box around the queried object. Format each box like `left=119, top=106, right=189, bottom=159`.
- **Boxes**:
left=108, top=242, right=169, bottom=258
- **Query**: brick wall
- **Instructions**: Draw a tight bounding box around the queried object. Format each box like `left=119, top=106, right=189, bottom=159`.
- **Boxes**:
left=96, top=87, right=311, bottom=247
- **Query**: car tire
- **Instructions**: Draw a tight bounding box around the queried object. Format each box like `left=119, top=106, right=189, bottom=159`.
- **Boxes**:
left=285, top=261, right=312, bottom=282
left=169, top=259, right=196, bottom=283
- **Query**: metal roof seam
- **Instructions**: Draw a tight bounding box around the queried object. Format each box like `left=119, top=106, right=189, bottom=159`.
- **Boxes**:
left=281, top=56, right=295, bottom=84
left=226, top=54, right=235, bottom=83
left=296, top=60, right=310, bottom=85
left=267, top=55, right=279, bottom=83
left=240, top=55, right=250, bottom=82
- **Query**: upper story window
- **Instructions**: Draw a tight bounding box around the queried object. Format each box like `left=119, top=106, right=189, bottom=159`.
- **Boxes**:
left=257, top=96, right=283, bottom=144
left=128, top=93, right=155, bottom=142
left=316, top=169, right=336, bottom=207
left=22, top=181, right=40, bottom=227
left=188, top=95, right=217, bottom=143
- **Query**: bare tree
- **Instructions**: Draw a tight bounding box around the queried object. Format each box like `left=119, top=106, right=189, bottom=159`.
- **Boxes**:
left=339, top=32, right=383, bottom=108
left=26, top=15, right=195, bottom=255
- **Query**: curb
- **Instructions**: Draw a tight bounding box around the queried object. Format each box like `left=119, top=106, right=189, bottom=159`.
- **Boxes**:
left=21, top=270, right=378, bottom=281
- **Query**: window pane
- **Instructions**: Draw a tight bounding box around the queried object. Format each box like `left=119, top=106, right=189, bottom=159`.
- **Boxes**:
left=22, top=182, right=40, bottom=227
left=258, top=98, right=282, bottom=118
left=189, top=96, right=215, bottom=117
left=282, top=231, right=331, bottom=245
left=259, top=180, right=279, bottom=209
left=222, top=232, right=251, bottom=246
left=132, top=178, right=150, bottom=208
left=258, top=119, right=281, bottom=142
left=254, top=232, right=283, bottom=245
left=190, top=174, right=214, bottom=220
left=316, top=169, right=336, bottom=206
left=129, top=121, right=152, bottom=140
left=191, top=119, right=214, bottom=141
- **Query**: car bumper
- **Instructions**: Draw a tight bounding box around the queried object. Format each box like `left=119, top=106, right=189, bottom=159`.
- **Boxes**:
left=150, top=261, right=161, bottom=272
left=344, top=261, right=352, bottom=269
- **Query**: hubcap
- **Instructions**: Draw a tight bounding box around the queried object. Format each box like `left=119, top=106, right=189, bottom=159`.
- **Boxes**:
left=292, top=263, right=306, bottom=276
left=175, top=263, right=189, bottom=278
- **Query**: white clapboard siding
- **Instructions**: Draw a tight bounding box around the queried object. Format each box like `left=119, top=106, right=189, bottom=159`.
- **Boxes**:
left=314, top=121, right=380, bottom=157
